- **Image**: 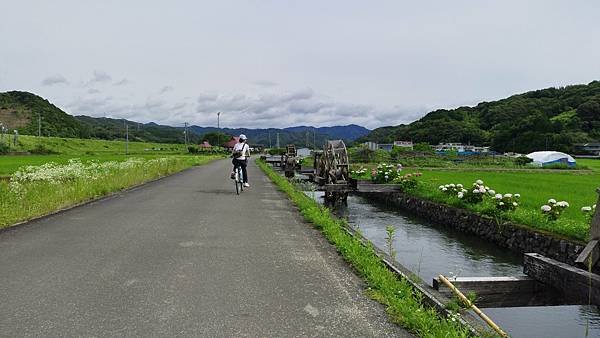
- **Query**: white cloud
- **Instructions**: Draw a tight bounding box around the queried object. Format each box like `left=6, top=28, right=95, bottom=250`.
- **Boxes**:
left=113, top=78, right=130, bottom=86
left=41, top=75, right=68, bottom=86
left=253, top=80, right=278, bottom=87
left=86, top=71, right=112, bottom=85
left=158, top=86, right=173, bottom=95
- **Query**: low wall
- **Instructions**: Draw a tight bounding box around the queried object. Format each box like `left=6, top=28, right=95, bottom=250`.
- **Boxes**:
left=359, top=192, right=587, bottom=266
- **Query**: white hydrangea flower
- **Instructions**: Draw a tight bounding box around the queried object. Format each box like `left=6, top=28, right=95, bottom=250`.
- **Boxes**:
left=513, top=202, right=518, bottom=207
left=457, top=184, right=463, bottom=188
left=541, top=205, right=552, bottom=212
left=556, top=201, right=569, bottom=208
left=499, top=202, right=504, bottom=206
left=582, top=206, right=592, bottom=212
left=488, top=189, right=496, bottom=195
left=504, top=193, right=512, bottom=198
left=495, top=194, right=503, bottom=199
left=548, top=198, right=557, bottom=204
left=476, top=179, right=483, bottom=185
left=457, top=192, right=464, bottom=199
left=473, top=189, right=479, bottom=194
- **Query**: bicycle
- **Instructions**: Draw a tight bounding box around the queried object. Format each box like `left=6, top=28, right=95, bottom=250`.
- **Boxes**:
left=233, top=164, right=244, bottom=195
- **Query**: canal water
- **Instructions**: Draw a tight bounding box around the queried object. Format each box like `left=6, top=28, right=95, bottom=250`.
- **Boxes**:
left=309, top=191, right=600, bottom=337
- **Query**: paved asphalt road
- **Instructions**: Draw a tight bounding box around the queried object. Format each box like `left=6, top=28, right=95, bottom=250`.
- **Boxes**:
left=0, top=159, right=410, bottom=337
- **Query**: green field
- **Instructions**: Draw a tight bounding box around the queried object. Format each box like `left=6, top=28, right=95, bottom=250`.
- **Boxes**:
left=3, top=134, right=187, bottom=155
left=352, top=158, right=600, bottom=241
left=0, top=135, right=205, bottom=175
left=0, top=154, right=177, bottom=176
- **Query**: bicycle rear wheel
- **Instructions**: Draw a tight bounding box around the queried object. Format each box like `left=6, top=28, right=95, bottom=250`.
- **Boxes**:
left=235, top=173, right=240, bottom=195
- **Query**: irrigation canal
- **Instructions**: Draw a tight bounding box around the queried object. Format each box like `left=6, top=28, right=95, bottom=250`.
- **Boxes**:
left=309, top=191, right=600, bottom=337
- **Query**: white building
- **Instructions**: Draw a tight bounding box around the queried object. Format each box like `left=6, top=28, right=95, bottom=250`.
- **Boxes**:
left=393, top=141, right=414, bottom=150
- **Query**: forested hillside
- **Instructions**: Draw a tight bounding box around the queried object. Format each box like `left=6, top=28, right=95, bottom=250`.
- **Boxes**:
left=362, top=81, right=600, bottom=153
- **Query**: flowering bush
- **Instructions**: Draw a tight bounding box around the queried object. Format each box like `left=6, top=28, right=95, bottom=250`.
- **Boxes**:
left=350, top=166, right=368, bottom=179
left=541, top=199, right=569, bottom=221
left=371, top=163, right=402, bottom=183
left=9, top=157, right=176, bottom=198
left=581, top=204, right=597, bottom=222
left=492, top=193, right=520, bottom=211
left=462, top=179, right=493, bottom=204
left=393, top=172, right=421, bottom=191
left=438, top=183, right=470, bottom=200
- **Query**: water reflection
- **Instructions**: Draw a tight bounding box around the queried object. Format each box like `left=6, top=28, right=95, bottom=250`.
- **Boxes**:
left=308, top=191, right=600, bottom=338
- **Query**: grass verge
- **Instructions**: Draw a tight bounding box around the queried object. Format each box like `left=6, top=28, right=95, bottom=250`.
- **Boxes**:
left=257, top=159, right=474, bottom=338
left=0, top=155, right=222, bottom=228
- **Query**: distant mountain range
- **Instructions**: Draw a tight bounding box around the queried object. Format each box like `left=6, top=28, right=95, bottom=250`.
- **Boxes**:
left=189, top=125, right=369, bottom=147
left=0, top=91, right=370, bottom=146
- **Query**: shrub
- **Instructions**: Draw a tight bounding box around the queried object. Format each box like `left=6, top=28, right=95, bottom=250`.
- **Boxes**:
left=0, top=142, right=9, bottom=154
left=462, top=179, right=491, bottom=204
left=29, top=144, right=57, bottom=154
left=514, top=156, right=533, bottom=166
left=188, top=146, right=199, bottom=154
left=268, top=148, right=286, bottom=156
left=371, top=163, right=402, bottom=183
left=492, top=193, right=520, bottom=211
left=581, top=204, right=597, bottom=222
left=541, top=199, right=569, bottom=221
left=350, top=166, right=369, bottom=179
left=393, top=172, right=421, bottom=191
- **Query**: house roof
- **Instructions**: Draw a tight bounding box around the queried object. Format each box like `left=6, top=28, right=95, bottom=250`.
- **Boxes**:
left=199, top=141, right=211, bottom=148
left=224, top=137, right=240, bottom=148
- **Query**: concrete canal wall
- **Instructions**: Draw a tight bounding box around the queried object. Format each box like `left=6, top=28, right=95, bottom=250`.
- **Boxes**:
left=360, top=192, right=589, bottom=267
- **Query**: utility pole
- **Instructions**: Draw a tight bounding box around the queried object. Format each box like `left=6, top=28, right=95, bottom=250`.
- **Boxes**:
left=125, top=123, right=129, bottom=155
left=217, top=112, right=221, bottom=148
left=306, top=131, right=309, bottom=148
left=313, top=129, right=316, bottom=150
left=268, top=131, right=271, bottom=148
left=184, top=122, right=188, bottom=146
left=276, top=133, right=280, bottom=148
left=38, top=114, right=41, bottom=137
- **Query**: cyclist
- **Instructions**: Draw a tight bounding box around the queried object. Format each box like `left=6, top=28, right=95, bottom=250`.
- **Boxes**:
left=230, top=134, right=250, bottom=187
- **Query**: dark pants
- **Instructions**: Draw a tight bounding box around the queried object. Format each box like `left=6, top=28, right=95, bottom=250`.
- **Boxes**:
left=232, top=158, right=248, bottom=183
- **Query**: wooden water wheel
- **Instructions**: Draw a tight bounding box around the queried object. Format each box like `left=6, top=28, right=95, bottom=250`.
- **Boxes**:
left=315, top=140, right=350, bottom=202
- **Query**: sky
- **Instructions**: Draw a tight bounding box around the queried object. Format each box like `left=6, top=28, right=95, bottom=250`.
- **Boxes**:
left=1, top=0, right=599, bottom=129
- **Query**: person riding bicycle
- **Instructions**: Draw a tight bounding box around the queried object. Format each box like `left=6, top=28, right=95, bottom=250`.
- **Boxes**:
left=230, top=134, right=250, bottom=187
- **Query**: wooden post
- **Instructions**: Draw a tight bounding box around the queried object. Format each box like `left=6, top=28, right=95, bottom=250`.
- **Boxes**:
left=591, top=188, right=600, bottom=240
left=438, top=275, right=508, bottom=337
left=575, top=188, right=600, bottom=268
left=524, top=253, right=600, bottom=305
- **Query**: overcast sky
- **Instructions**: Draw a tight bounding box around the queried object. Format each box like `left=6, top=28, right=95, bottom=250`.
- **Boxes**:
left=1, top=1, right=599, bottom=129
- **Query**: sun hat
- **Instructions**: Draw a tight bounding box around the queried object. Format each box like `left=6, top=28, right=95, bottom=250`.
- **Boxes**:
left=239, top=134, right=247, bottom=140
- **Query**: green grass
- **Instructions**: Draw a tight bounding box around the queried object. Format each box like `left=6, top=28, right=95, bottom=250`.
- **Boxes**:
left=257, top=160, right=476, bottom=337
left=5, top=134, right=187, bottom=155
left=0, top=155, right=222, bottom=228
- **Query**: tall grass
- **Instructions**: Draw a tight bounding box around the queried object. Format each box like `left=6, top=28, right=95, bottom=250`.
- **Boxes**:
left=0, top=155, right=221, bottom=228
left=257, top=160, right=474, bottom=337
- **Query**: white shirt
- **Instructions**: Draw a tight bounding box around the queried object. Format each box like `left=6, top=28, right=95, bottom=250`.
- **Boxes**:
left=233, top=142, right=250, bottom=160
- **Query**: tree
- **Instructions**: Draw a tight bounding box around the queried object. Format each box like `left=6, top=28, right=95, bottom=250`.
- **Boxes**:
left=200, top=132, right=231, bottom=147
